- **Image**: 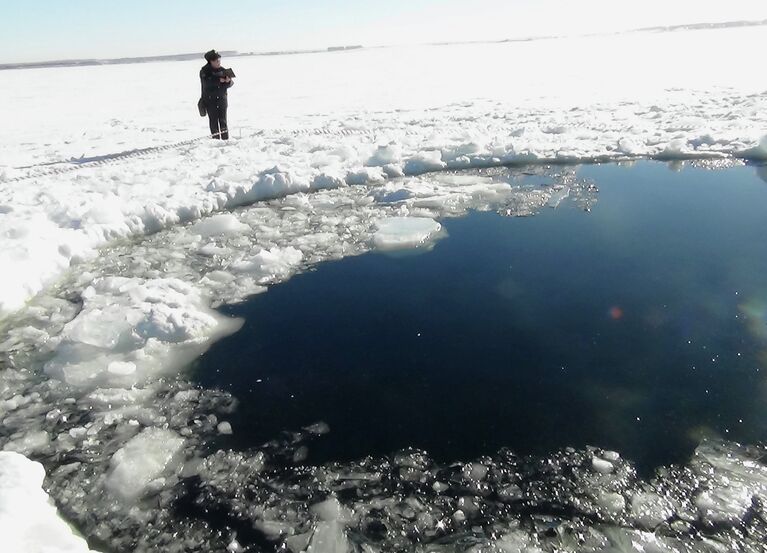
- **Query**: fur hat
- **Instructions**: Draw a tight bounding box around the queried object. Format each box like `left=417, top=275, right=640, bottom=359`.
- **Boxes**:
left=204, top=50, right=221, bottom=62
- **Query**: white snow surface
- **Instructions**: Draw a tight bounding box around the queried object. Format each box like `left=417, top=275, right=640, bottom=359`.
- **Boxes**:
left=0, top=451, right=100, bottom=553
left=1, top=27, right=766, bottom=317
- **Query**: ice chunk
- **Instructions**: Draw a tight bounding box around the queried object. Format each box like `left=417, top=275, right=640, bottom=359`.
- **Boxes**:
left=367, top=143, right=402, bottom=167
left=304, top=422, right=331, bottom=435
left=255, top=520, right=295, bottom=540
left=372, top=217, right=442, bottom=251
left=742, top=135, right=767, bottom=160
left=547, top=186, right=570, bottom=208
left=0, top=452, right=100, bottom=553
left=306, top=498, right=350, bottom=553
left=217, top=422, right=233, bottom=435
left=494, top=531, right=534, bottom=553
left=596, top=491, right=626, bottom=514
left=305, top=521, right=348, bottom=553
left=64, top=306, right=138, bottom=349
left=346, top=167, right=387, bottom=185
left=310, top=497, right=350, bottom=522
left=44, top=277, right=243, bottom=389
left=691, top=440, right=767, bottom=526
left=286, top=533, right=312, bottom=553
left=591, top=456, right=614, bottom=474
left=190, top=214, right=251, bottom=238
left=403, top=151, right=446, bottom=174
left=372, top=188, right=413, bottom=203
left=2, top=430, right=50, bottom=455
left=695, top=485, right=753, bottom=526
left=435, top=174, right=495, bottom=187
left=107, top=361, right=137, bottom=376
left=464, top=462, right=489, bottom=481
left=105, top=427, right=185, bottom=501
left=227, top=538, right=245, bottom=553
left=630, top=492, right=674, bottom=529
left=231, top=247, right=304, bottom=282
left=659, top=138, right=689, bottom=158
left=602, top=450, right=620, bottom=462
left=617, top=137, right=642, bottom=155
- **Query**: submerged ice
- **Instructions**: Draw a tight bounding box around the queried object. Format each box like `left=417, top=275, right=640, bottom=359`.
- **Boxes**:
left=25, top=430, right=767, bottom=552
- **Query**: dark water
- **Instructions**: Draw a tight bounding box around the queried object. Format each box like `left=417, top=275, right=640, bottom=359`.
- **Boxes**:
left=193, top=162, right=767, bottom=473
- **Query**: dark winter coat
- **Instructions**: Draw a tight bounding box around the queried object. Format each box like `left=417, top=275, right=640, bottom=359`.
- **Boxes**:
left=200, top=64, right=233, bottom=104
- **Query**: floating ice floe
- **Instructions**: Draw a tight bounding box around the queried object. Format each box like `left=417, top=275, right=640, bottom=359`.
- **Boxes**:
left=190, top=213, right=252, bottom=237
left=43, top=277, right=243, bottom=389
left=106, top=427, right=185, bottom=501
left=372, top=217, right=443, bottom=251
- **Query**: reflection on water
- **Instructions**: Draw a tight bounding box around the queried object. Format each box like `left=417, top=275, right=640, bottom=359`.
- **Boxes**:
left=755, top=163, right=767, bottom=184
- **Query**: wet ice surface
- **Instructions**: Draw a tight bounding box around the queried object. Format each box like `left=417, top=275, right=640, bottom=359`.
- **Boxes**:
left=2, top=162, right=767, bottom=552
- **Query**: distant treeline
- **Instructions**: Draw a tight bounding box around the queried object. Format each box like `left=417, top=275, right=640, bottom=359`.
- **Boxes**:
left=0, top=51, right=239, bottom=71
left=430, top=18, right=767, bottom=48
left=1, top=45, right=366, bottom=71
left=242, top=45, right=364, bottom=57
left=634, top=18, right=767, bottom=34
left=327, top=45, right=363, bottom=52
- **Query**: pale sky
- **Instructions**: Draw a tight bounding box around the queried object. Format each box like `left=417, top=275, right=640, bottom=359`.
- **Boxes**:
left=2, top=0, right=767, bottom=64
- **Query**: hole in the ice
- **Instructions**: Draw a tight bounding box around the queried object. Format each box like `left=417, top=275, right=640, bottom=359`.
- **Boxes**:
left=191, top=162, right=767, bottom=475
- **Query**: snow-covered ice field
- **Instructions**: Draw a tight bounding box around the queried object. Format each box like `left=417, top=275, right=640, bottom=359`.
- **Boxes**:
left=1, top=25, right=767, bottom=553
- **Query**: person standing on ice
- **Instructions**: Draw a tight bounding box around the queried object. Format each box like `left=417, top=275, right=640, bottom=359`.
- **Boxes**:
left=200, top=50, right=233, bottom=140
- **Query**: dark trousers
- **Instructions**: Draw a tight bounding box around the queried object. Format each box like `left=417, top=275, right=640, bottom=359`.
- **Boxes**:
left=206, top=98, right=229, bottom=140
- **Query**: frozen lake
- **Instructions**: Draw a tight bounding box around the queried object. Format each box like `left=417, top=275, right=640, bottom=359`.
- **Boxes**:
left=2, top=24, right=767, bottom=552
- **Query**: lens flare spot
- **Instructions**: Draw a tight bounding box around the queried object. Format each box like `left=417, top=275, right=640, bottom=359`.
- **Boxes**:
left=739, top=299, right=767, bottom=341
